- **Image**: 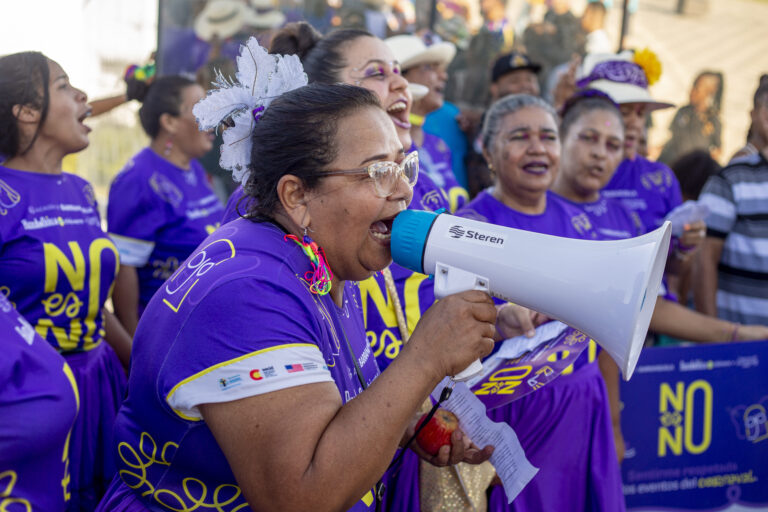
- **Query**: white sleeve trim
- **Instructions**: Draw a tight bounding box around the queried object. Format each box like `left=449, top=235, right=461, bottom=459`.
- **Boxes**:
left=109, top=233, right=155, bottom=266
left=166, top=343, right=334, bottom=421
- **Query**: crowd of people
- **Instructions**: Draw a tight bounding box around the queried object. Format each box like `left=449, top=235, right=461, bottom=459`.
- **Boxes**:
left=2, top=0, right=768, bottom=511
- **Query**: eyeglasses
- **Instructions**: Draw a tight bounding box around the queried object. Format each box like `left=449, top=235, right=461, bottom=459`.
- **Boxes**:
left=322, top=151, right=419, bottom=197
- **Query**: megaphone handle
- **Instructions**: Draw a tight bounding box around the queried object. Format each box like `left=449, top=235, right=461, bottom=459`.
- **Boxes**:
left=432, top=263, right=489, bottom=383
left=453, top=358, right=484, bottom=382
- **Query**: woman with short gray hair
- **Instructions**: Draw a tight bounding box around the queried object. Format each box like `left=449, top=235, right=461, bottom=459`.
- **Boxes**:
left=457, top=94, right=626, bottom=511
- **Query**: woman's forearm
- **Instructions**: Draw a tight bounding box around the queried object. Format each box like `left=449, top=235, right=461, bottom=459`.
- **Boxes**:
left=651, top=297, right=735, bottom=342
left=112, top=265, right=140, bottom=336
left=203, top=291, right=497, bottom=512
left=102, top=309, right=132, bottom=369
left=304, top=343, right=443, bottom=510
left=203, top=343, right=443, bottom=512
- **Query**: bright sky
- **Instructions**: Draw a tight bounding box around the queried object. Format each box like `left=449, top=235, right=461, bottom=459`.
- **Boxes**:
left=1, top=0, right=158, bottom=97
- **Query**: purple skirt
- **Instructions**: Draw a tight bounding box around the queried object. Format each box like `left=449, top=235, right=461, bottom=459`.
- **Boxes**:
left=381, top=449, right=421, bottom=512
left=65, top=341, right=127, bottom=512
left=488, top=362, right=625, bottom=512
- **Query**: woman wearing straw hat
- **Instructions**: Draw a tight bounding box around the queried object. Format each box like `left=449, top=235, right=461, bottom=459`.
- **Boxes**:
left=576, top=51, right=707, bottom=259
left=386, top=34, right=469, bottom=213
left=160, top=0, right=246, bottom=77
left=553, top=89, right=768, bottom=345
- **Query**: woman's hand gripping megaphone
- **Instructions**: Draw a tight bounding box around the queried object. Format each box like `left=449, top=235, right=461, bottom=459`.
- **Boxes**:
left=407, top=290, right=498, bottom=382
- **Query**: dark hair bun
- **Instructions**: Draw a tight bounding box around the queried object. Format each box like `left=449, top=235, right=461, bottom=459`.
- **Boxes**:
left=126, top=77, right=151, bottom=102
left=270, top=22, right=322, bottom=60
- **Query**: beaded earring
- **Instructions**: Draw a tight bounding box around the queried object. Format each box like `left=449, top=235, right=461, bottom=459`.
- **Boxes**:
left=163, top=140, right=173, bottom=157
left=285, top=227, right=333, bottom=295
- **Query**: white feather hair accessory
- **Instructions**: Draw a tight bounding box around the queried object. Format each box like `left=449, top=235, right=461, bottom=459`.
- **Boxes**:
left=193, top=37, right=308, bottom=185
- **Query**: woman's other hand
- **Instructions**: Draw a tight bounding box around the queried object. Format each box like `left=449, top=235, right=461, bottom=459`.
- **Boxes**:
left=734, top=324, right=768, bottom=342
left=613, top=425, right=626, bottom=464
left=678, top=220, right=707, bottom=255
left=495, top=303, right=550, bottom=340
left=404, top=412, right=494, bottom=467
left=410, top=290, right=498, bottom=379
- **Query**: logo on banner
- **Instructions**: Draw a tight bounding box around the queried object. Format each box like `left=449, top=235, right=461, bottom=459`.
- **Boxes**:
left=657, top=380, right=713, bottom=457
left=729, top=396, right=768, bottom=444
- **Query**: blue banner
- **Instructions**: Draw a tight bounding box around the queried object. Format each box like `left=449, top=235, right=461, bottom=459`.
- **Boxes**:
left=620, top=340, right=768, bottom=511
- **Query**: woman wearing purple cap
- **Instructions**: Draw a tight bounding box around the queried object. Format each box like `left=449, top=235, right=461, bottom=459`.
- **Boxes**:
left=552, top=92, right=768, bottom=345
left=97, top=37, right=497, bottom=511
left=0, top=52, right=129, bottom=510
left=107, top=76, right=223, bottom=335
left=456, top=93, right=626, bottom=511
left=576, top=51, right=706, bottom=255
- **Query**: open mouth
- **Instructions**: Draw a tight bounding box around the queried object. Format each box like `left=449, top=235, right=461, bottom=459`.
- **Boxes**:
left=386, top=99, right=411, bottom=129
left=369, top=215, right=397, bottom=243
left=522, top=161, right=549, bottom=175
left=78, top=109, right=93, bottom=131
left=587, top=164, right=605, bottom=176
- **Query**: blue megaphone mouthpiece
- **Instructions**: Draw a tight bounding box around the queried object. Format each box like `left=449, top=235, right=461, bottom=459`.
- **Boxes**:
left=390, top=210, right=441, bottom=274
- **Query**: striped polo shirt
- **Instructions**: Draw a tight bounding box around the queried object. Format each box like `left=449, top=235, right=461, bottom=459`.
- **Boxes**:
left=698, top=152, right=768, bottom=325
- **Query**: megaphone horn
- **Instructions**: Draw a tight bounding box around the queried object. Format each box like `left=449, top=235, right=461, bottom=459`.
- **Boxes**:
left=391, top=210, right=672, bottom=381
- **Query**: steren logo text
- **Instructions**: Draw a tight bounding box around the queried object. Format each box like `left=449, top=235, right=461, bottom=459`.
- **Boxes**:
left=448, top=225, right=505, bottom=245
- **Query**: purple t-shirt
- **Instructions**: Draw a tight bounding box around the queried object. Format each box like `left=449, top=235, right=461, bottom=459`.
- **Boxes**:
left=456, top=189, right=601, bottom=372
left=107, top=148, right=223, bottom=309
left=109, top=218, right=380, bottom=511
left=602, top=156, right=683, bottom=232
left=0, top=289, right=79, bottom=511
left=221, top=184, right=251, bottom=224
left=0, top=166, right=119, bottom=352
left=417, top=133, right=469, bottom=212
left=559, top=192, right=676, bottom=302
left=457, top=189, right=600, bottom=240
left=557, top=194, right=644, bottom=240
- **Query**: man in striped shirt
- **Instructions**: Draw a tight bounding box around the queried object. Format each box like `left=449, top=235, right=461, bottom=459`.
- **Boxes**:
left=695, top=83, right=768, bottom=326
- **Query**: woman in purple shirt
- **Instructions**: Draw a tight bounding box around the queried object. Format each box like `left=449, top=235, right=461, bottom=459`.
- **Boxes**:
left=0, top=293, right=79, bottom=511
left=552, top=92, right=768, bottom=347
left=98, top=80, right=499, bottom=512
left=0, top=51, right=129, bottom=511
left=577, top=51, right=706, bottom=276
left=108, top=76, right=223, bottom=334
left=456, top=94, right=625, bottom=511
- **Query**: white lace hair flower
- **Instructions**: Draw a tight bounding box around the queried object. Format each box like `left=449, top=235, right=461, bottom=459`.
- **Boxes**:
left=193, top=37, right=308, bottom=185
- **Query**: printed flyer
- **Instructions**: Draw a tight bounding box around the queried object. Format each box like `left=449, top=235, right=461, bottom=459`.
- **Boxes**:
left=470, top=322, right=592, bottom=409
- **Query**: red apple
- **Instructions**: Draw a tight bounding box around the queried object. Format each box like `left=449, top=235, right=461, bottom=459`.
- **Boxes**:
left=415, top=409, right=459, bottom=456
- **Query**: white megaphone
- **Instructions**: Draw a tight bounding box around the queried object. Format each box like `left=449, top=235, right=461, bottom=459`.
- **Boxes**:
left=390, top=210, right=672, bottom=381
